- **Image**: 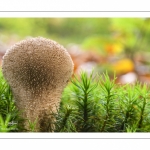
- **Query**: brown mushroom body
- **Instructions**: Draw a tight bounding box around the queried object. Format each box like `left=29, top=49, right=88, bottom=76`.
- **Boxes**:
left=2, top=37, right=74, bottom=131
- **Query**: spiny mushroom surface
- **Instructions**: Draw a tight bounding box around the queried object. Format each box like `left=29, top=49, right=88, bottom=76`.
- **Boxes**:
left=2, top=37, right=74, bottom=131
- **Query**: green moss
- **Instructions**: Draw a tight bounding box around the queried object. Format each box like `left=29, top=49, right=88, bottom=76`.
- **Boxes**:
left=1, top=70, right=150, bottom=132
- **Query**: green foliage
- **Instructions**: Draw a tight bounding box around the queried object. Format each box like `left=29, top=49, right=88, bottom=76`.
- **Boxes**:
left=0, top=18, right=111, bottom=45
left=27, top=118, right=38, bottom=132
left=54, top=105, right=76, bottom=132
left=0, top=71, right=24, bottom=132
left=1, top=70, right=150, bottom=132
left=57, top=71, right=150, bottom=132
left=70, top=72, right=98, bottom=132
left=1, top=18, right=150, bottom=62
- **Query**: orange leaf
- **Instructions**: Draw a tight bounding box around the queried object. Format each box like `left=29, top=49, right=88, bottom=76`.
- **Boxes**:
left=112, top=58, right=134, bottom=74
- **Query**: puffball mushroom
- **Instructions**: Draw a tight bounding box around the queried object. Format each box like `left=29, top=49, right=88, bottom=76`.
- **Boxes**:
left=2, top=37, right=74, bottom=131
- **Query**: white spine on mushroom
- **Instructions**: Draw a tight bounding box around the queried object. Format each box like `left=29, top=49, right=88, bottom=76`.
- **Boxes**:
left=2, top=37, right=74, bottom=131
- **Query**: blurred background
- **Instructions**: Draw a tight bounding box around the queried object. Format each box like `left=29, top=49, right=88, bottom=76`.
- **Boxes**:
left=1, top=18, right=150, bottom=84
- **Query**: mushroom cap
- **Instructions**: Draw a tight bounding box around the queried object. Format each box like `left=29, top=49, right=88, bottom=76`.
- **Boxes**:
left=2, top=37, right=74, bottom=94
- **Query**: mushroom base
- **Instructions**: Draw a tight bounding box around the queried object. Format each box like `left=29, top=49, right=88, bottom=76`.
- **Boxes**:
left=13, top=88, right=62, bottom=132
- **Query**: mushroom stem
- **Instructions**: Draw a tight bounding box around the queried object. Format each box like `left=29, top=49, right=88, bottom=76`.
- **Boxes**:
left=2, top=37, right=74, bottom=132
